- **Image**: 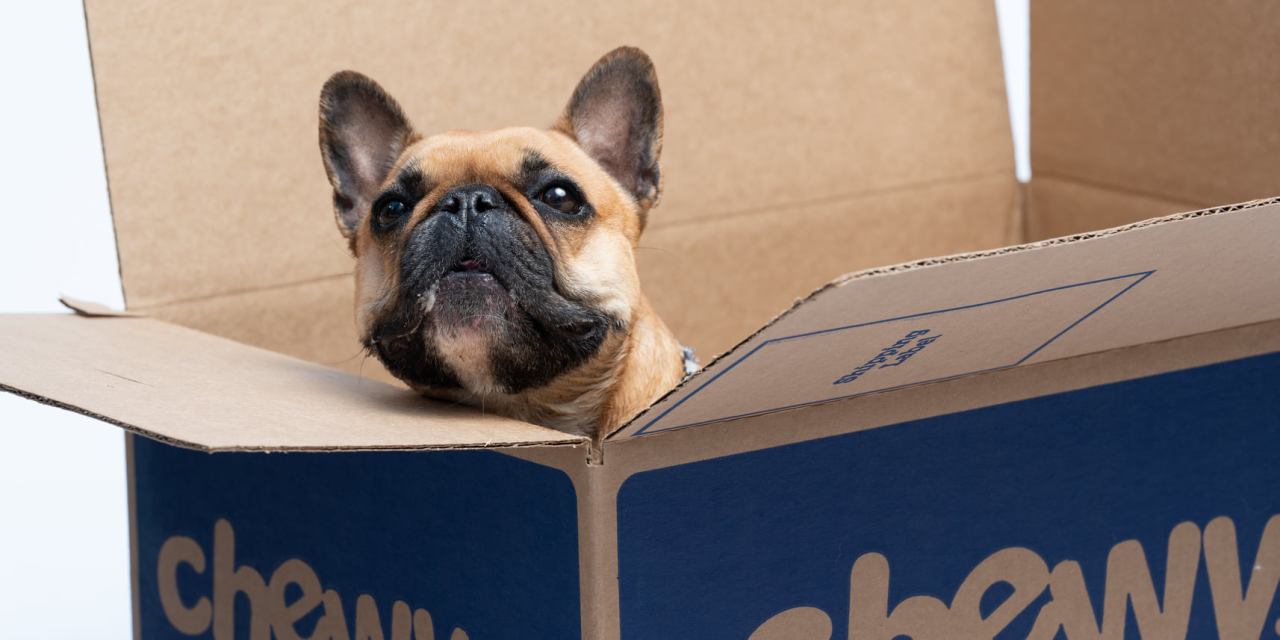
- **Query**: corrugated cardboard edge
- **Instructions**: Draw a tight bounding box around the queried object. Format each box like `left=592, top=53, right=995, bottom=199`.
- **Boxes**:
left=825, top=196, right=1278, bottom=283
left=79, top=1, right=131, bottom=313
left=125, top=434, right=142, bottom=640
left=0, top=381, right=200, bottom=449
left=3, top=379, right=585, bottom=454
left=608, top=195, right=1280, bottom=441
left=611, top=317, right=1280, bottom=471
left=2, top=312, right=588, bottom=453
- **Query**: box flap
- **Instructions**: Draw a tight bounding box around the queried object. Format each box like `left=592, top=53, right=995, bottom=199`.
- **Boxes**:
left=0, top=315, right=583, bottom=451
left=1030, top=1, right=1280, bottom=234
left=614, top=198, right=1280, bottom=438
left=83, top=1, right=1012, bottom=327
left=59, top=295, right=140, bottom=318
left=138, top=274, right=407, bottom=386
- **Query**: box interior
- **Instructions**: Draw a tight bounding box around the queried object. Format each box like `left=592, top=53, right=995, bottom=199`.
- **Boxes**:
left=2, top=0, right=1276, bottom=452
left=1028, top=0, right=1280, bottom=239
left=82, top=0, right=1016, bottom=367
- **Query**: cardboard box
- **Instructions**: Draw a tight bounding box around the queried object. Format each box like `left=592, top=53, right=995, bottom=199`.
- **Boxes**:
left=3, top=1, right=1280, bottom=637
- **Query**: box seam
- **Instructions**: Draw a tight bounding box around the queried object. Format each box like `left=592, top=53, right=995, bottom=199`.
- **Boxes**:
left=1030, top=168, right=1212, bottom=211
left=127, top=272, right=353, bottom=313
left=577, top=460, right=621, bottom=640
left=647, top=170, right=1013, bottom=232
left=1014, top=178, right=1030, bottom=245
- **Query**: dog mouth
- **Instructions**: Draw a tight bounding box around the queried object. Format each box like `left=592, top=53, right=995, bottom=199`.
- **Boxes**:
left=440, top=254, right=503, bottom=297
left=433, top=252, right=510, bottom=320
left=448, top=256, right=490, bottom=274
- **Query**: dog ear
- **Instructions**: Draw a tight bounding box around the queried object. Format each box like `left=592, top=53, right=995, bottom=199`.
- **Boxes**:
left=319, top=71, right=416, bottom=238
left=556, top=47, right=664, bottom=216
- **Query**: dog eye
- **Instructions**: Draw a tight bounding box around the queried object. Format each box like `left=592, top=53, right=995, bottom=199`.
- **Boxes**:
left=374, top=198, right=409, bottom=230
left=539, top=184, right=582, bottom=214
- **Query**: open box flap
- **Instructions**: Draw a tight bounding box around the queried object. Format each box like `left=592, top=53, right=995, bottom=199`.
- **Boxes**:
left=613, top=198, right=1280, bottom=439
left=82, top=0, right=1013, bottom=361
left=0, top=315, right=583, bottom=451
left=1029, top=0, right=1280, bottom=237
left=60, top=295, right=142, bottom=318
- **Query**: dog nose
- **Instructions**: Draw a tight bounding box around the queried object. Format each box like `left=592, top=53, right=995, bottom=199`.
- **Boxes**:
left=435, top=184, right=503, bottom=218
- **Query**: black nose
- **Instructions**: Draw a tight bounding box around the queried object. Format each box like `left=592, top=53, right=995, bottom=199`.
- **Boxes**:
left=435, top=184, right=503, bottom=219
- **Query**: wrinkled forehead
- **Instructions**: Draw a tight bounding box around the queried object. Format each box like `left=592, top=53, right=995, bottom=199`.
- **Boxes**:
left=394, top=127, right=590, bottom=185
left=380, top=125, right=641, bottom=242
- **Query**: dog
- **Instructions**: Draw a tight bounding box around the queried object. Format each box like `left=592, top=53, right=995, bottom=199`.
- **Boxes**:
left=319, top=47, right=693, bottom=438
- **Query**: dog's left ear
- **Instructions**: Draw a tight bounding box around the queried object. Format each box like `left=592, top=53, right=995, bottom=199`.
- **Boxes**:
left=556, top=47, right=663, bottom=216
left=319, top=71, right=417, bottom=239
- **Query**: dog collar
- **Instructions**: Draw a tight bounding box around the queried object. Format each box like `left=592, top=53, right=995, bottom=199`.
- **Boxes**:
left=680, top=346, right=700, bottom=380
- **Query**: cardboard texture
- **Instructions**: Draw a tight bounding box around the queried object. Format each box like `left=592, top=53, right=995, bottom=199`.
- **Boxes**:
left=1026, top=175, right=1201, bottom=240
left=82, top=0, right=1012, bottom=360
left=0, top=315, right=581, bottom=451
left=3, top=0, right=1280, bottom=637
left=140, top=274, right=402, bottom=385
left=642, top=175, right=1019, bottom=356
left=622, top=199, right=1280, bottom=437
left=1029, top=0, right=1280, bottom=237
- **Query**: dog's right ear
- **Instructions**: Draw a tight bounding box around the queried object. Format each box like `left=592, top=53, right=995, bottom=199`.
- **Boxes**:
left=319, top=71, right=416, bottom=239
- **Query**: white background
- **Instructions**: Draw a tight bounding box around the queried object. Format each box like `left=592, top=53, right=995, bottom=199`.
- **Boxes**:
left=0, top=1, right=1029, bottom=636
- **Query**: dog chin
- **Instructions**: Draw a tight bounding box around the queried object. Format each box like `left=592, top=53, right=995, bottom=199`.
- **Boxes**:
left=428, top=271, right=514, bottom=331
left=372, top=264, right=616, bottom=397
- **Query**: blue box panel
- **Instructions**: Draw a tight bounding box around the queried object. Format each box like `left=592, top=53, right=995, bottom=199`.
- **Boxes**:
left=618, top=352, right=1280, bottom=639
left=133, top=445, right=580, bottom=639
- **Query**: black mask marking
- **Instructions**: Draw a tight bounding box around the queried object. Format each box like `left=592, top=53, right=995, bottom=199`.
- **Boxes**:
left=370, top=182, right=616, bottom=394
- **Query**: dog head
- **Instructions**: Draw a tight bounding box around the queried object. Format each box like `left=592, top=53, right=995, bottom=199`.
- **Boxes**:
left=319, top=47, right=664, bottom=420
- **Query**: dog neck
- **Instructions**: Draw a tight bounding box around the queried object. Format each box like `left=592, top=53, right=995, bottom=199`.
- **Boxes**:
left=599, top=296, right=687, bottom=435
left=469, top=296, right=684, bottom=439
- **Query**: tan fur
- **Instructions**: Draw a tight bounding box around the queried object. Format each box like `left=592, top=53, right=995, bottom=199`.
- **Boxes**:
left=351, top=129, right=680, bottom=437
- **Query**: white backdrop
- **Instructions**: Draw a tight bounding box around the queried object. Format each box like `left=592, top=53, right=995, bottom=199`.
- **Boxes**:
left=0, top=1, right=1029, bottom=636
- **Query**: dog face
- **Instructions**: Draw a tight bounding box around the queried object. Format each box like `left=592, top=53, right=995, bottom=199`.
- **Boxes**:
left=319, top=48, right=663, bottom=409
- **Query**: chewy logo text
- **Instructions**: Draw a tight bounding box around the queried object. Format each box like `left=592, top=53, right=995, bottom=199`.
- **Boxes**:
left=751, top=515, right=1280, bottom=640
left=156, top=519, right=468, bottom=640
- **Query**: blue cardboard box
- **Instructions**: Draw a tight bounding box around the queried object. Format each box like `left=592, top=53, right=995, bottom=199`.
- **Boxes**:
left=4, top=1, right=1280, bottom=637
left=123, top=345, right=1280, bottom=638
left=5, top=198, right=1280, bottom=640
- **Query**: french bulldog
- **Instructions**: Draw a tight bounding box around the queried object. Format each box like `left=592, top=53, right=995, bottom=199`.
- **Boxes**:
left=319, top=47, right=692, bottom=438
